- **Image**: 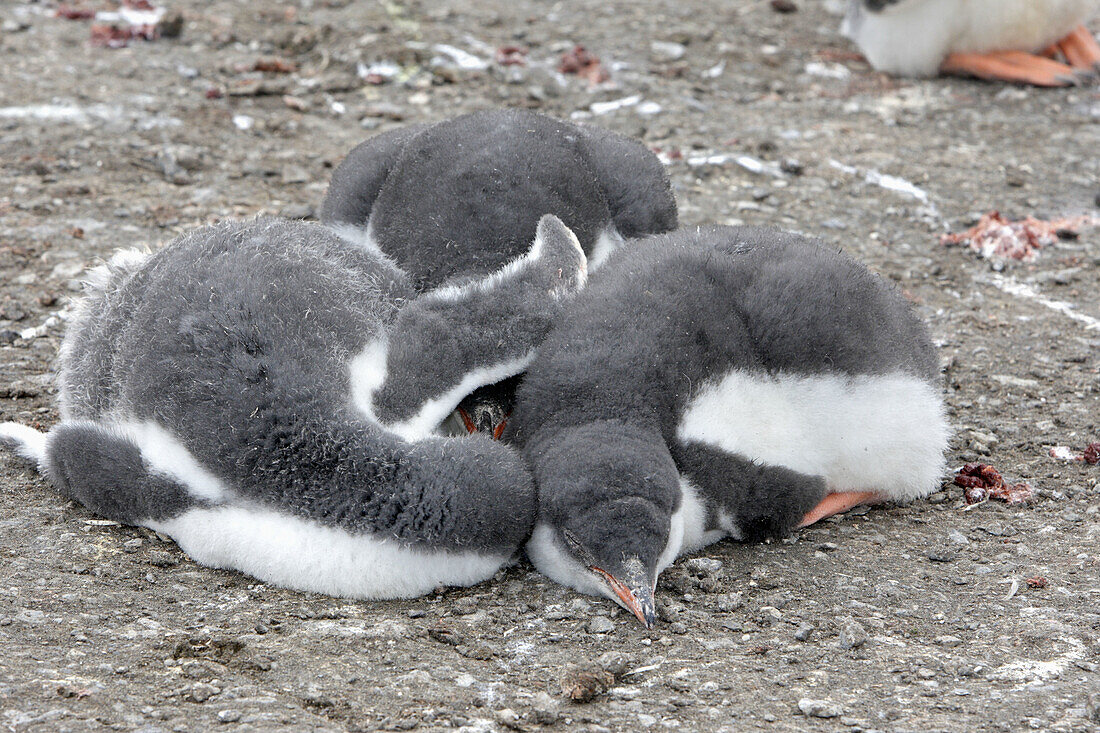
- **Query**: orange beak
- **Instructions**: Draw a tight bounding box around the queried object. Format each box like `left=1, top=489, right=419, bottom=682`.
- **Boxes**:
left=592, top=567, right=656, bottom=629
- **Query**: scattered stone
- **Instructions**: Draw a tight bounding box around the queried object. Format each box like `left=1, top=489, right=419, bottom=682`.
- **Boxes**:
left=794, top=623, right=813, bottom=642
left=495, top=708, right=523, bottom=730
left=771, top=0, right=799, bottom=12
left=457, top=643, right=494, bottom=660
left=1086, top=691, right=1100, bottom=723
left=657, top=599, right=682, bottom=622
left=947, top=530, right=970, bottom=546
left=531, top=691, right=560, bottom=725
left=146, top=550, right=177, bottom=567
left=186, top=683, right=220, bottom=703
left=157, top=10, right=184, bottom=39
left=0, top=304, right=26, bottom=321
left=586, top=617, right=615, bottom=634
left=684, top=557, right=723, bottom=575
left=281, top=165, right=310, bottom=185
left=838, top=619, right=868, bottom=650
left=216, top=710, right=241, bottom=723
left=596, top=651, right=630, bottom=677
left=935, top=635, right=962, bottom=648
left=427, top=623, right=464, bottom=646
left=780, top=158, right=804, bottom=175
left=561, top=668, right=615, bottom=702
left=714, top=593, right=744, bottom=612
left=650, top=41, right=686, bottom=62
left=798, top=698, right=841, bottom=718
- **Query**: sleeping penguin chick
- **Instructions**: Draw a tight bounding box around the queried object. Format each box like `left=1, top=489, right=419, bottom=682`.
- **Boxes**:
left=0, top=215, right=587, bottom=601
left=508, top=226, right=950, bottom=627
left=844, top=0, right=1100, bottom=85
left=320, top=108, right=678, bottom=291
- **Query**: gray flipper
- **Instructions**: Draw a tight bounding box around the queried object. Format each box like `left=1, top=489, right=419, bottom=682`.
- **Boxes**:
left=48, top=422, right=202, bottom=523
left=365, top=215, right=587, bottom=439
left=670, top=440, right=828, bottom=542
left=1, top=421, right=201, bottom=524
left=319, top=123, right=431, bottom=228
left=576, top=123, right=678, bottom=238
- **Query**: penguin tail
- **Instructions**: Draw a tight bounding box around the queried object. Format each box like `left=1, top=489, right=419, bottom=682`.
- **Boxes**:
left=2, top=420, right=203, bottom=526
left=0, top=422, right=48, bottom=466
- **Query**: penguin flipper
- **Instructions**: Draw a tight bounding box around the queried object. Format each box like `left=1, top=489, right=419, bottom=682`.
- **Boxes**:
left=319, top=123, right=432, bottom=228
left=359, top=215, right=587, bottom=439
left=576, top=123, right=678, bottom=238
left=671, top=440, right=828, bottom=542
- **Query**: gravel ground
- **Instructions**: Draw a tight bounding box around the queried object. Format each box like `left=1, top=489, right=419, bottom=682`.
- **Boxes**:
left=2, top=1, right=1099, bottom=731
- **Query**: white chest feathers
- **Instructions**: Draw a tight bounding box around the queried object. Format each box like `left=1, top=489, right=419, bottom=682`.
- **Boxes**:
left=677, top=369, right=948, bottom=503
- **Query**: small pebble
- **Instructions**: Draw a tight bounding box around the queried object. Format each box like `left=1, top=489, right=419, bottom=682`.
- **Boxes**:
left=187, top=683, right=220, bottom=703
left=586, top=616, right=615, bottom=634
left=780, top=158, right=804, bottom=175
left=597, top=651, right=630, bottom=676
left=217, top=710, right=242, bottom=723
left=685, top=557, right=723, bottom=575
left=798, top=698, right=841, bottom=718
left=947, top=530, right=970, bottom=546
left=561, top=669, right=614, bottom=702
left=838, top=619, right=868, bottom=650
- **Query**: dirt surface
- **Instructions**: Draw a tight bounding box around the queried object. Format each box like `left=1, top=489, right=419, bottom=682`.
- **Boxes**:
left=2, top=1, right=1100, bottom=731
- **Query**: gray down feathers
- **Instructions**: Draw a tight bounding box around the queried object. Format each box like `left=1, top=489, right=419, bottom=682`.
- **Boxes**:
left=507, top=225, right=943, bottom=582
left=31, top=217, right=574, bottom=553
left=321, top=108, right=678, bottom=289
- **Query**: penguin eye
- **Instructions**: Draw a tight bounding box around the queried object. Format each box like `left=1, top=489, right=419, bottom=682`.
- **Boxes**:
left=561, top=528, right=598, bottom=567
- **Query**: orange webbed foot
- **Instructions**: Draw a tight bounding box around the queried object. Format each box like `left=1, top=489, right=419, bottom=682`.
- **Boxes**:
left=941, top=50, right=1091, bottom=87
left=1056, top=25, right=1100, bottom=72
left=799, top=491, right=880, bottom=528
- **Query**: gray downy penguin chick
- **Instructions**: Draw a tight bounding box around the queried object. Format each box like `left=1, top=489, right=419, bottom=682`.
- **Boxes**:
left=0, top=215, right=587, bottom=601
left=320, top=108, right=678, bottom=291
left=842, top=0, right=1100, bottom=85
left=507, top=226, right=949, bottom=627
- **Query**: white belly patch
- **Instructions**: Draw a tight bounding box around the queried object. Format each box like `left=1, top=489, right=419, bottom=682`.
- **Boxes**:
left=148, top=505, right=509, bottom=600
left=676, top=369, right=948, bottom=502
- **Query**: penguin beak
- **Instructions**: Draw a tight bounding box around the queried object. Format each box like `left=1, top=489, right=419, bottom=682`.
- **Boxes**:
left=592, top=567, right=657, bottom=629
left=456, top=407, right=510, bottom=441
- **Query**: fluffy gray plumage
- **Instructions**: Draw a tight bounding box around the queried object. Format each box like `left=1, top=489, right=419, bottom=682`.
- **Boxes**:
left=509, top=225, right=947, bottom=617
left=320, top=109, right=677, bottom=290
left=1, top=216, right=589, bottom=600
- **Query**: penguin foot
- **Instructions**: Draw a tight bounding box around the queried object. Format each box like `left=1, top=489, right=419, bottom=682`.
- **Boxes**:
left=1057, top=26, right=1100, bottom=73
left=940, top=50, right=1094, bottom=87
left=798, top=491, right=879, bottom=528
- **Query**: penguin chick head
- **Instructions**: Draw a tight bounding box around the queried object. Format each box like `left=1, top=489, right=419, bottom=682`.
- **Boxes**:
left=524, top=422, right=680, bottom=628
left=530, top=492, right=671, bottom=629
left=454, top=375, right=522, bottom=439
left=560, top=527, right=657, bottom=629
